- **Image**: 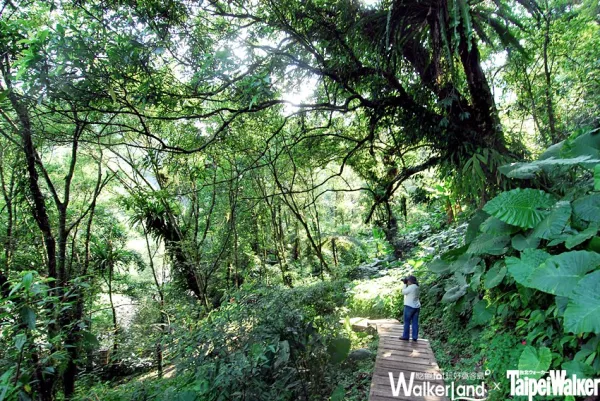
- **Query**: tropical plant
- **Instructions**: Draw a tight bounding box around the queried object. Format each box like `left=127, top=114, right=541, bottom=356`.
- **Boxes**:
left=425, top=128, right=600, bottom=397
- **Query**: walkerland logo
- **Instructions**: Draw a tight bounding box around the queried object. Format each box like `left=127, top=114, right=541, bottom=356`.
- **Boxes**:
left=388, top=372, right=487, bottom=401
left=387, top=370, right=600, bottom=400
left=507, top=370, right=600, bottom=401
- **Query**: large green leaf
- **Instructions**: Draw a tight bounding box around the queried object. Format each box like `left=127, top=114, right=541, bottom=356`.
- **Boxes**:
left=506, top=249, right=550, bottom=286
left=499, top=156, right=600, bottom=179
left=15, top=334, right=27, bottom=351
left=480, top=216, right=520, bottom=235
left=595, top=164, right=600, bottom=191
left=483, top=188, right=555, bottom=229
left=466, top=233, right=510, bottom=255
left=573, top=194, right=600, bottom=223
left=511, top=233, right=541, bottom=251
left=453, top=254, right=482, bottom=274
left=470, top=299, right=495, bottom=326
left=330, top=384, right=345, bottom=401
left=562, top=360, right=595, bottom=379
left=427, top=254, right=480, bottom=274
left=564, top=270, right=600, bottom=334
left=531, top=201, right=571, bottom=240
left=526, top=251, right=600, bottom=296
left=556, top=296, right=569, bottom=316
left=469, top=264, right=484, bottom=290
left=428, top=257, right=451, bottom=274
left=22, top=272, right=33, bottom=291
left=561, top=128, right=600, bottom=160
left=328, top=338, right=351, bottom=364
left=518, top=346, right=552, bottom=379
left=20, top=306, right=36, bottom=330
left=465, top=210, right=489, bottom=244
left=565, top=224, right=599, bottom=249
left=440, top=245, right=469, bottom=262
left=442, top=285, right=468, bottom=303
left=484, top=262, right=507, bottom=289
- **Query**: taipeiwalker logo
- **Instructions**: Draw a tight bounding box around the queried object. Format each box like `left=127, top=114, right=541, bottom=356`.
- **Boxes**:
left=388, top=372, right=487, bottom=401
left=507, top=370, right=600, bottom=401
left=388, top=369, right=600, bottom=400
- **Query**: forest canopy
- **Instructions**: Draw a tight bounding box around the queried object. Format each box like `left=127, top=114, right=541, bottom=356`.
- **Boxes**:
left=1, top=0, right=599, bottom=400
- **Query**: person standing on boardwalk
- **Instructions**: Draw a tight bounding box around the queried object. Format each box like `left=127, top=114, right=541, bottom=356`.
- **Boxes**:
left=400, top=275, right=421, bottom=341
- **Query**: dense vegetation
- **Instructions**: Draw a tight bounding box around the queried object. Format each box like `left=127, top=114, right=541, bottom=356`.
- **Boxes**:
left=0, top=0, right=599, bottom=400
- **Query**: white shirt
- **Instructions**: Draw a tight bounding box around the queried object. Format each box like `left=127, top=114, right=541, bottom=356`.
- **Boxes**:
left=402, top=284, right=421, bottom=308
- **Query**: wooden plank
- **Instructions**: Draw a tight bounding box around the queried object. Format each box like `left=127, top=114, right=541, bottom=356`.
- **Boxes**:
left=373, top=373, right=445, bottom=385
left=383, top=338, right=432, bottom=346
left=377, top=343, right=434, bottom=354
left=378, top=344, right=435, bottom=354
left=374, top=364, right=442, bottom=376
left=370, top=387, right=447, bottom=401
left=377, top=350, right=437, bottom=363
left=382, top=339, right=432, bottom=347
left=374, top=359, right=440, bottom=370
left=368, top=319, right=448, bottom=401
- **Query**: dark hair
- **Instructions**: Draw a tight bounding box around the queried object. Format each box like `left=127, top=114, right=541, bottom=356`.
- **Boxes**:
left=407, top=275, right=418, bottom=286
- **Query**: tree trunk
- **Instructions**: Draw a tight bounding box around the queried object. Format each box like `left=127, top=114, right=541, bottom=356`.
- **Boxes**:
left=457, top=31, right=506, bottom=153
left=543, top=7, right=558, bottom=143
left=5, top=75, right=59, bottom=400
left=0, top=161, right=15, bottom=274
left=331, top=238, right=338, bottom=266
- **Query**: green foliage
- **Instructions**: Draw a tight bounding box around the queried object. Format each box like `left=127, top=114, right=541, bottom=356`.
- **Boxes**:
left=510, top=233, right=540, bottom=251
left=573, top=193, right=600, bottom=223
left=564, top=270, right=600, bottom=334
left=466, top=233, right=510, bottom=255
left=483, top=188, right=556, bottom=229
left=0, top=0, right=599, bottom=399
left=470, top=299, right=495, bottom=326
left=480, top=333, right=523, bottom=401
left=506, top=249, right=551, bottom=286
left=328, top=338, right=351, bottom=364
left=425, top=141, right=600, bottom=398
left=526, top=251, right=600, bottom=296
left=518, top=346, right=552, bottom=379
left=76, top=281, right=353, bottom=401
left=530, top=201, right=571, bottom=239
left=499, top=156, right=600, bottom=179
left=483, top=262, right=506, bottom=289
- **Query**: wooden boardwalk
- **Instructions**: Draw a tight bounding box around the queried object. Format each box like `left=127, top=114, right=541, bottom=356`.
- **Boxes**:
left=367, top=319, right=449, bottom=401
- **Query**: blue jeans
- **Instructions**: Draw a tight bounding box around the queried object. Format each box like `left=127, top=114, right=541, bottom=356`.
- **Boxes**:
left=403, top=306, right=420, bottom=340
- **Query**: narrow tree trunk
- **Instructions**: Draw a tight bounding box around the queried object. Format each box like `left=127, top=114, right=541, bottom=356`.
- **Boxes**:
left=145, top=228, right=165, bottom=378
left=272, top=204, right=292, bottom=287
left=446, top=198, right=455, bottom=224
left=543, top=8, right=558, bottom=142
left=107, top=261, right=119, bottom=354
left=0, top=162, right=14, bottom=274
left=5, top=74, right=59, bottom=399
left=331, top=238, right=338, bottom=266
